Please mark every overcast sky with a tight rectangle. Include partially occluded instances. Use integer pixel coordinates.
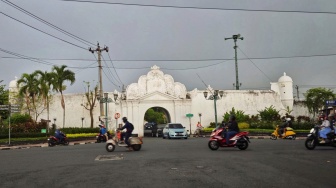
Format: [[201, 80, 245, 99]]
[[1, 0, 336, 99]]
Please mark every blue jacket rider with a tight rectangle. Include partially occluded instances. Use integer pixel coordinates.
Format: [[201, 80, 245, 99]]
[[119, 117, 134, 148], [55, 129, 65, 142]]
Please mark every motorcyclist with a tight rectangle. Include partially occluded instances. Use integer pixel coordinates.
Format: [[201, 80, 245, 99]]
[[55, 128, 65, 143], [278, 118, 291, 137], [118, 117, 134, 150], [319, 114, 333, 143], [223, 115, 240, 145], [99, 124, 108, 141]]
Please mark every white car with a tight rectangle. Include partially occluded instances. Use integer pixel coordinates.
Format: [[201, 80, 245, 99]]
[[162, 123, 188, 139]]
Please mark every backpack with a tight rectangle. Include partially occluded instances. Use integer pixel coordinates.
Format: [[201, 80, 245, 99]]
[[129, 123, 134, 131]]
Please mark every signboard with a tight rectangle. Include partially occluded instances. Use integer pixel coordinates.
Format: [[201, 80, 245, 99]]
[[41, 129, 47, 133], [326, 100, 336, 106], [186, 113, 193, 118], [114, 113, 120, 119]]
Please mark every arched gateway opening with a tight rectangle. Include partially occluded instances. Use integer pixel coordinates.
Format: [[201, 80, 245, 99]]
[[143, 107, 171, 137]]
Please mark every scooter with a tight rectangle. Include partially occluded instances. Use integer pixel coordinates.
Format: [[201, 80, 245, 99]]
[[105, 130, 143, 152], [305, 125, 336, 150], [48, 134, 69, 147], [208, 127, 250, 150], [96, 131, 112, 143], [270, 125, 296, 140]]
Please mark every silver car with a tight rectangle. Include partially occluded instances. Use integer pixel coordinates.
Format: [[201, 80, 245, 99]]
[[162, 123, 188, 139]]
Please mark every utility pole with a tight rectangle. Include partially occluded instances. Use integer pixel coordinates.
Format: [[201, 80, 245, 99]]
[[225, 34, 244, 90], [89, 42, 108, 116]]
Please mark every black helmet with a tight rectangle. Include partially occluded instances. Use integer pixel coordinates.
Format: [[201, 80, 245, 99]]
[[122, 117, 127, 122], [229, 115, 236, 121]]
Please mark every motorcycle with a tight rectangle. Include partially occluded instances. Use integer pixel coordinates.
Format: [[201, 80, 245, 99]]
[[48, 134, 69, 147], [270, 125, 296, 140], [305, 125, 336, 150], [96, 131, 112, 143], [208, 127, 250, 150], [105, 130, 143, 152]]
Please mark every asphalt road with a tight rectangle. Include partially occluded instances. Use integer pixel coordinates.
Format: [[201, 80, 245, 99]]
[[0, 137, 335, 188]]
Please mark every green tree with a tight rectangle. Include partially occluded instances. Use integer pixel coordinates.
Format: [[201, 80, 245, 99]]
[[144, 108, 165, 124], [0, 80, 9, 121], [35, 70, 54, 131], [50, 65, 76, 128], [304, 87, 335, 118], [81, 82, 98, 128], [17, 72, 40, 119]]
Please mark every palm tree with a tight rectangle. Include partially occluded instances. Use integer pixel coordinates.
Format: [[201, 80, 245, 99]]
[[17, 72, 40, 119], [50, 65, 75, 128], [35, 70, 53, 131]]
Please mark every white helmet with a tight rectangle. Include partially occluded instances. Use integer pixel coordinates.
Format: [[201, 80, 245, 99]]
[[286, 118, 291, 122]]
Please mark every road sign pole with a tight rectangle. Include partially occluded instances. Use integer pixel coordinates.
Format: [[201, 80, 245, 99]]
[[8, 105, 11, 146], [189, 117, 191, 136]]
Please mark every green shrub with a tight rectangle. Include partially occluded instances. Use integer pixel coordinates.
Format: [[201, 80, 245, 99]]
[[238, 122, 250, 129], [60, 127, 100, 134], [249, 121, 279, 129], [0, 133, 47, 139], [10, 114, 32, 124], [258, 105, 281, 122], [291, 122, 314, 130], [223, 107, 249, 122]]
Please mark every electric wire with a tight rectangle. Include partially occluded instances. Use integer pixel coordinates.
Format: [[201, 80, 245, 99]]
[[0, 12, 88, 50], [107, 52, 123, 85], [1, 0, 95, 47], [92, 54, 120, 88], [238, 47, 273, 82], [3, 52, 336, 62], [101, 54, 123, 85], [56, 0, 336, 15]]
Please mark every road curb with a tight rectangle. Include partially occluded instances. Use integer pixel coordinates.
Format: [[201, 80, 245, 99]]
[[0, 140, 97, 150]]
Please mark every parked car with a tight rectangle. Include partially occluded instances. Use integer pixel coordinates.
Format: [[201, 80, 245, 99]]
[[162, 123, 188, 139], [144, 122, 157, 137], [156, 124, 166, 137]]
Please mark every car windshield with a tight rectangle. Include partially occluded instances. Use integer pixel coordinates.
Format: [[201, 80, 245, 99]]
[[157, 124, 166, 129], [168, 124, 183, 129]]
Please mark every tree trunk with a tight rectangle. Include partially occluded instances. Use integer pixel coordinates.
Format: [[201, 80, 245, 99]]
[[61, 92, 65, 128], [90, 108, 94, 128]]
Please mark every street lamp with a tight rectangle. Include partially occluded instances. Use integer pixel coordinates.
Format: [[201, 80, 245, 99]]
[[198, 113, 202, 125], [204, 90, 224, 127], [101, 93, 113, 130], [81, 117, 85, 128]]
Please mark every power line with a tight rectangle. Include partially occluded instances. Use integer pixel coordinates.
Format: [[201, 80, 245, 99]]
[[107, 52, 123, 85], [3, 52, 336, 62], [101, 54, 122, 86], [56, 0, 336, 15], [238, 47, 273, 82], [1, 0, 95, 47], [0, 12, 88, 50]]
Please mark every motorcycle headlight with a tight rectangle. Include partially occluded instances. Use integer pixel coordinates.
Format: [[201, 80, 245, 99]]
[[309, 128, 315, 134]]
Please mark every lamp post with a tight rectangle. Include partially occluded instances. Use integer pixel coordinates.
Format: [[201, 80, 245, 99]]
[[81, 117, 84, 128], [101, 93, 113, 130], [203, 90, 224, 127], [198, 113, 202, 125]]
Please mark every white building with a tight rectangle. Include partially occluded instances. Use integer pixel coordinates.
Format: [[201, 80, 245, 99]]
[[9, 65, 309, 136]]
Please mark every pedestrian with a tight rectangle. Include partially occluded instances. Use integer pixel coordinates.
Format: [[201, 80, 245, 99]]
[[196, 121, 203, 137]]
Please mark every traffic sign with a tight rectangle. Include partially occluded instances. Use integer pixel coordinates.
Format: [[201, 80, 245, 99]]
[[114, 113, 120, 119], [186, 113, 193, 118], [326, 100, 336, 106]]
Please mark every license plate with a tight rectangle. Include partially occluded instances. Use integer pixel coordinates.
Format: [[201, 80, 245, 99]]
[[176, 133, 182, 136]]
